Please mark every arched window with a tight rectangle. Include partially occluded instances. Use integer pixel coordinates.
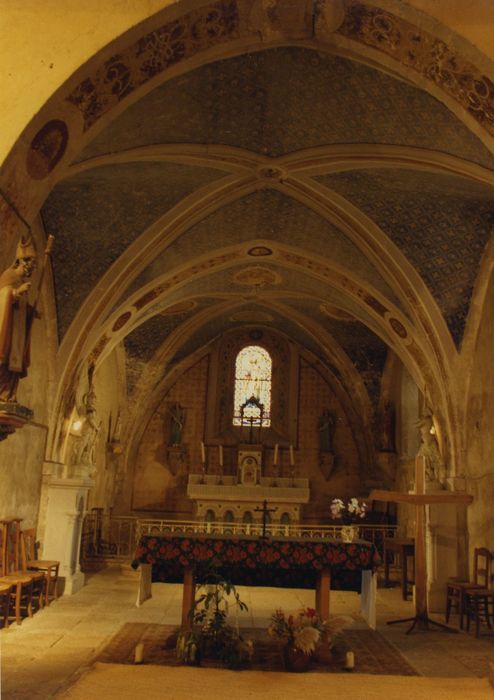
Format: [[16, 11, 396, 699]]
[[233, 345, 272, 427]]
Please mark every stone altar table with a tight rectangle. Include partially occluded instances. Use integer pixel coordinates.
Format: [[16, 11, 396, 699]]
[[131, 533, 380, 629]]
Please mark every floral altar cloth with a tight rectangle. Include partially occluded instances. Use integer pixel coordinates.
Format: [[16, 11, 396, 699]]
[[131, 534, 381, 592]]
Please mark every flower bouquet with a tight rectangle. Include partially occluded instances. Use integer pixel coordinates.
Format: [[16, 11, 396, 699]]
[[268, 607, 326, 670], [330, 497, 367, 542], [330, 497, 368, 523]]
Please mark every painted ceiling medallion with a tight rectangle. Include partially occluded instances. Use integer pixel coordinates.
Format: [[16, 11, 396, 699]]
[[248, 246, 273, 257], [112, 311, 132, 332], [320, 302, 355, 321], [233, 266, 282, 287], [160, 300, 197, 315], [256, 165, 286, 182], [26, 119, 68, 179], [230, 311, 274, 322], [389, 317, 408, 339]]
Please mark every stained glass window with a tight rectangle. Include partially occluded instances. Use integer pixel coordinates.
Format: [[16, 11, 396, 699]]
[[233, 345, 272, 426]]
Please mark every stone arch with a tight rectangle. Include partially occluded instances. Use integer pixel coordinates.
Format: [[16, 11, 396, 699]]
[[2, 0, 493, 477]]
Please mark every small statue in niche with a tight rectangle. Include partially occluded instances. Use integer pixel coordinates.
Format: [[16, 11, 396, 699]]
[[379, 401, 396, 452], [169, 402, 185, 446], [318, 409, 336, 453], [417, 413, 446, 487]]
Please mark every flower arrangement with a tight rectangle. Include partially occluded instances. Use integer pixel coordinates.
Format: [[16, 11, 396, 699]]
[[268, 607, 326, 654], [330, 497, 368, 524]]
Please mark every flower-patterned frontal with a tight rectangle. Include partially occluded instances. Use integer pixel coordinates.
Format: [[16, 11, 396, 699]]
[[132, 534, 381, 591]]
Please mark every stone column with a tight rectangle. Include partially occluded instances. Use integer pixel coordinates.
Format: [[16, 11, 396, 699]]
[[40, 476, 92, 595]]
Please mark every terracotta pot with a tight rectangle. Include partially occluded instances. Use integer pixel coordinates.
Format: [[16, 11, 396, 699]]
[[283, 643, 313, 672]]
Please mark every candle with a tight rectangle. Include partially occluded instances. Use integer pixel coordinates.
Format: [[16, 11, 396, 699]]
[[219, 444, 223, 467], [200, 441, 206, 463], [344, 651, 355, 670], [134, 642, 144, 664], [273, 443, 279, 466], [289, 444, 294, 466]]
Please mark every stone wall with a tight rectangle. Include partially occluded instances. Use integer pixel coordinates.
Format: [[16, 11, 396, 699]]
[[465, 271, 494, 552], [130, 349, 365, 522], [86, 347, 127, 512], [131, 354, 209, 516], [298, 359, 361, 522]]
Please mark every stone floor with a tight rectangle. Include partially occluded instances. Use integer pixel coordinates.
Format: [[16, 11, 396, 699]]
[[1, 566, 494, 699]]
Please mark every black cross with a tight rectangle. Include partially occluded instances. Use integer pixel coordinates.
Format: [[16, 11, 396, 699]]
[[254, 500, 278, 539]]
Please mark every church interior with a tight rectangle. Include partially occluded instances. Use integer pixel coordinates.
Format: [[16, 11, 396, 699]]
[[2, 1, 494, 697]]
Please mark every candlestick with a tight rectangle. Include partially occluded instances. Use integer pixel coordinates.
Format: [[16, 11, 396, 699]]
[[344, 651, 354, 670], [289, 444, 294, 466], [219, 444, 223, 467], [200, 441, 206, 463], [273, 443, 279, 466]]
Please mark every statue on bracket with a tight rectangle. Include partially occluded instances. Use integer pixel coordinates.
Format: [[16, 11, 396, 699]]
[[416, 413, 446, 488], [318, 409, 336, 452], [72, 366, 101, 468], [0, 232, 54, 439], [379, 402, 396, 452], [168, 402, 185, 446], [318, 409, 336, 480], [0, 235, 38, 403]]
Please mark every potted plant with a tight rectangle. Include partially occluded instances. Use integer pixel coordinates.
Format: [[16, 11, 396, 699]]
[[268, 607, 326, 672], [176, 573, 253, 670]]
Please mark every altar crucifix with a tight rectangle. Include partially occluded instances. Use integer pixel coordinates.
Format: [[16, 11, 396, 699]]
[[239, 395, 265, 444], [254, 500, 278, 539], [370, 455, 473, 633]]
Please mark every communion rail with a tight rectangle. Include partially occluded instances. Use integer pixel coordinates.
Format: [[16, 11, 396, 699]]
[[80, 513, 397, 568]]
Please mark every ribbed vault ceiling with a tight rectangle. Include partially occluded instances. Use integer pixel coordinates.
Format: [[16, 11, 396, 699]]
[[40, 44, 494, 419]]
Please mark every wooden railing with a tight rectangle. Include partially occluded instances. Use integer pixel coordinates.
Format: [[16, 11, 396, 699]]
[[80, 513, 397, 567]]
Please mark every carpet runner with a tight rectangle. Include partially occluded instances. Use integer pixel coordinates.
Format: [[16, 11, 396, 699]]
[[96, 623, 418, 675]]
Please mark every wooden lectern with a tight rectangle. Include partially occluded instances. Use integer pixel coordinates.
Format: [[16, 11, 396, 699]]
[[370, 455, 473, 633]]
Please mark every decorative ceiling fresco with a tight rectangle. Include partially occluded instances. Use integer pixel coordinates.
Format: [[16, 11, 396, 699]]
[[42, 162, 226, 337], [78, 48, 494, 168], [317, 169, 494, 346], [39, 37, 494, 430], [119, 189, 401, 312], [286, 297, 389, 408], [124, 299, 210, 394]]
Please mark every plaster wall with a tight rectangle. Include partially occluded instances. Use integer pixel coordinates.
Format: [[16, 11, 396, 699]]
[[404, 0, 494, 59], [1, 0, 494, 168], [0, 0, 171, 166]]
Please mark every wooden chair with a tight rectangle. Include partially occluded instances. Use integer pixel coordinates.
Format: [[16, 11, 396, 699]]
[[0, 573, 34, 625], [21, 529, 60, 605], [445, 547, 490, 629], [0, 518, 37, 624], [464, 550, 494, 637], [0, 582, 12, 629]]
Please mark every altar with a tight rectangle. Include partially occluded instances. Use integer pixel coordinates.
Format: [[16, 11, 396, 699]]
[[131, 532, 380, 629], [187, 441, 309, 524]]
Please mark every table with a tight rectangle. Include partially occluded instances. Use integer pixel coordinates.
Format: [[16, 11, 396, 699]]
[[132, 533, 381, 629], [383, 537, 415, 600]]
